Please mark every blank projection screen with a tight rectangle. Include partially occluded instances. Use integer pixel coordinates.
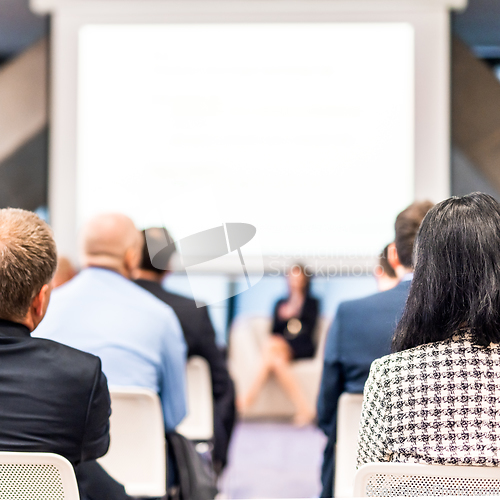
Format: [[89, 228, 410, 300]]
[[77, 23, 414, 261]]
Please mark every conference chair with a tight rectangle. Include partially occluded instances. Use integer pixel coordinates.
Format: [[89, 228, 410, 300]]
[[229, 316, 329, 418], [177, 356, 214, 442], [334, 392, 364, 497], [98, 387, 167, 498], [354, 462, 500, 497], [0, 451, 80, 500]]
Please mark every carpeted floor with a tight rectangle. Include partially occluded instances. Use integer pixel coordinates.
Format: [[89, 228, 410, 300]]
[[218, 421, 327, 499]]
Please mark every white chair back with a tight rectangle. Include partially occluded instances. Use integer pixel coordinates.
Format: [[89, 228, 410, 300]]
[[354, 462, 500, 496], [177, 356, 214, 441], [0, 451, 79, 499], [98, 387, 166, 498], [334, 392, 364, 497]]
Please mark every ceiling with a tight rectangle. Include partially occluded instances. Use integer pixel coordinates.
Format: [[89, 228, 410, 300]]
[[0, 0, 499, 60]]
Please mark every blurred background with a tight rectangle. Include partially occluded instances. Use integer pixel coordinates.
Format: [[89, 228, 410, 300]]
[[2, 0, 500, 497]]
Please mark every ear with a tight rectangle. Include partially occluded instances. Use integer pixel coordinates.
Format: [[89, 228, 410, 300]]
[[387, 242, 401, 270], [124, 246, 141, 276], [31, 283, 52, 326]]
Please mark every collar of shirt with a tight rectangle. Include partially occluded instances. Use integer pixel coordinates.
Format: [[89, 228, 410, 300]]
[[401, 273, 413, 282], [0, 319, 31, 338], [82, 266, 125, 280]]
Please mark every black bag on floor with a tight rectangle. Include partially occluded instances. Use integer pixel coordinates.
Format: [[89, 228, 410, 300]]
[[166, 432, 218, 500]]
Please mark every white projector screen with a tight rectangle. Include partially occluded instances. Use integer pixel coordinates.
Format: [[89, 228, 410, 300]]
[[77, 23, 414, 261]]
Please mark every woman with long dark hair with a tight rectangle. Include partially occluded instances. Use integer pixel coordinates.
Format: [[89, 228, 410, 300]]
[[238, 263, 319, 425], [357, 192, 500, 467]]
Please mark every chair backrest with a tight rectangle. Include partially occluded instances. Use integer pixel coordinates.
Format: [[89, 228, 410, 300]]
[[177, 356, 214, 441], [334, 392, 364, 497], [0, 451, 79, 500], [98, 387, 166, 498], [354, 462, 500, 497], [313, 317, 331, 360]]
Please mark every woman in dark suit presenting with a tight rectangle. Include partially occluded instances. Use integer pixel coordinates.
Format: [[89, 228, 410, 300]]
[[238, 264, 319, 425]]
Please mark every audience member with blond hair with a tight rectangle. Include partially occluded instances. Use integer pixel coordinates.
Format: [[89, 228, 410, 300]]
[[0, 208, 116, 500]]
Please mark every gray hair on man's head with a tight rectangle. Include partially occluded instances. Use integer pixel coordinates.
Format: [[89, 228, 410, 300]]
[[0, 208, 57, 321]]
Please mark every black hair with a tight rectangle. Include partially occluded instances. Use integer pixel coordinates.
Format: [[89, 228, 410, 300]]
[[289, 262, 312, 296], [392, 192, 500, 352], [139, 227, 176, 274]]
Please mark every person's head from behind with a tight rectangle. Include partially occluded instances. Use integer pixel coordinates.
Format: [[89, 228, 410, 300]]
[[287, 263, 311, 296], [135, 227, 177, 283], [387, 200, 434, 277], [0, 208, 57, 330], [374, 244, 399, 292], [393, 192, 500, 352], [52, 256, 77, 288], [80, 213, 141, 279]]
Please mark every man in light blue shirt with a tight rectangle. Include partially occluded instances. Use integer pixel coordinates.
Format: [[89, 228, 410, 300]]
[[35, 213, 187, 432]]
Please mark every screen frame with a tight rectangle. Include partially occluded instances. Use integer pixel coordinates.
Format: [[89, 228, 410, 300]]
[[41, 0, 458, 271]]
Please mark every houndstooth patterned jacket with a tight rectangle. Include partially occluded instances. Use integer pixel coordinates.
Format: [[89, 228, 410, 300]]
[[357, 334, 500, 468]]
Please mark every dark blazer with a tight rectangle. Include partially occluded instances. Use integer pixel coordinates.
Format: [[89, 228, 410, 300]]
[[272, 296, 319, 359], [317, 280, 411, 497], [0, 319, 110, 466], [134, 279, 236, 469]]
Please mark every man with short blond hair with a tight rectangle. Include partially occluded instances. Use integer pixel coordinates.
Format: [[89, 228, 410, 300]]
[[0, 208, 57, 322], [0, 208, 112, 498]]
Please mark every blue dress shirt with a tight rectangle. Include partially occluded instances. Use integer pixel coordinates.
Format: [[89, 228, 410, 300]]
[[34, 267, 187, 432]]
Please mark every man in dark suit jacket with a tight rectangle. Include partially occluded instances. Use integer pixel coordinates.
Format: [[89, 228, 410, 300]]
[[134, 227, 236, 473], [317, 200, 433, 497], [0, 208, 124, 500]]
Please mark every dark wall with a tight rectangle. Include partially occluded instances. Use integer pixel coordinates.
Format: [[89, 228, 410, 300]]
[[0, 127, 48, 211], [0, 0, 48, 63], [450, 37, 500, 201], [451, 147, 500, 199]]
